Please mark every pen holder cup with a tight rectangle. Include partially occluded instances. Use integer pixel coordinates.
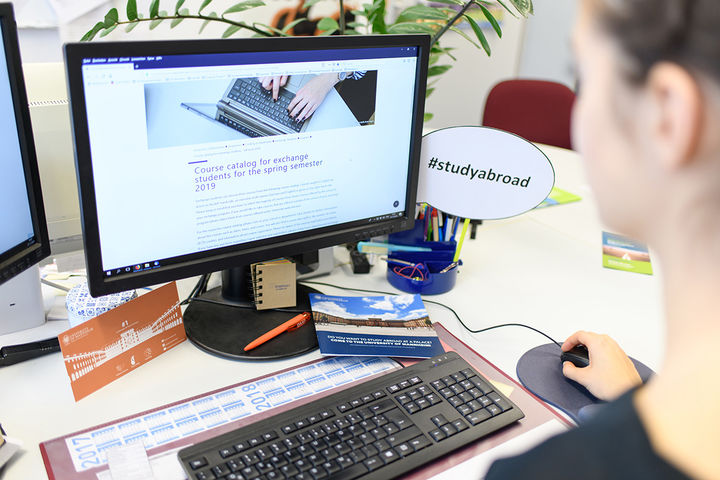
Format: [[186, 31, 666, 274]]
[[386, 220, 460, 295]]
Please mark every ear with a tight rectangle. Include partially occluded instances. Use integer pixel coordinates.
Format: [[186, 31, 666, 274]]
[[645, 63, 703, 170]]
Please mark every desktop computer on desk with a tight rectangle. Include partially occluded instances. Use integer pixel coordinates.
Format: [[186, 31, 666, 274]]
[[64, 33, 524, 479], [0, 3, 51, 337], [64, 34, 428, 361]]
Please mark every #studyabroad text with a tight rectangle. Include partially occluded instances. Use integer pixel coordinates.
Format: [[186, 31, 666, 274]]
[[427, 157, 531, 187]]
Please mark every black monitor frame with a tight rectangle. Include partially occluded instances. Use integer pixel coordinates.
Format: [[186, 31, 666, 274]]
[[65, 34, 429, 299], [0, 2, 50, 286]]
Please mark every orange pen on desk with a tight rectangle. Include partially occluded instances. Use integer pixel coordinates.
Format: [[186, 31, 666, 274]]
[[243, 312, 312, 351]]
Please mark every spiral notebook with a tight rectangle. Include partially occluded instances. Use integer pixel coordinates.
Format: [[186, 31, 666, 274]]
[[251, 258, 296, 310]]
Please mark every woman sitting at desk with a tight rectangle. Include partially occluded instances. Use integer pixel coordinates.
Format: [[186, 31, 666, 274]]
[[488, 0, 720, 478]]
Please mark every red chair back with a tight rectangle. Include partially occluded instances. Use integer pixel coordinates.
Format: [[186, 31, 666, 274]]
[[482, 79, 576, 150]]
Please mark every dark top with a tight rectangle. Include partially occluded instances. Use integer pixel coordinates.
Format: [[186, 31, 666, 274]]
[[485, 389, 691, 480]]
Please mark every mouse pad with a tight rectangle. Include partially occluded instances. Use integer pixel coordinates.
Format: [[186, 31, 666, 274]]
[[516, 343, 654, 424]]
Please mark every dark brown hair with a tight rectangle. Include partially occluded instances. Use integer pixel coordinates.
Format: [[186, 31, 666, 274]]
[[593, 0, 720, 82]]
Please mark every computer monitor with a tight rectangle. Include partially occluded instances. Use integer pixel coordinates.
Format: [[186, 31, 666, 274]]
[[0, 3, 51, 335], [64, 34, 428, 360]]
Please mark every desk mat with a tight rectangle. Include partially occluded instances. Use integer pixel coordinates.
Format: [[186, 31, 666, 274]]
[[40, 324, 572, 480]]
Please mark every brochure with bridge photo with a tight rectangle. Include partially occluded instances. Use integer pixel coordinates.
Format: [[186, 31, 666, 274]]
[[308, 293, 444, 358]]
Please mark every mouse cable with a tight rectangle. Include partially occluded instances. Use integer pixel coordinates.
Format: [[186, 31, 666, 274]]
[[300, 280, 562, 348]]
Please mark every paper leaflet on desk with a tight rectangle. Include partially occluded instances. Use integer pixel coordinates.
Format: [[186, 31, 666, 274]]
[[58, 282, 185, 402], [602, 231, 653, 275], [309, 293, 444, 358]]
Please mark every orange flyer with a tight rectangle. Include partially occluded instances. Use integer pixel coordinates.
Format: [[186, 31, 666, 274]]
[[58, 282, 185, 401]]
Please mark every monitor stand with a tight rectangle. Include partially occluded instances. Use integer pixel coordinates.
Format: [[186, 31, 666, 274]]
[[183, 265, 320, 360], [0, 265, 46, 336]]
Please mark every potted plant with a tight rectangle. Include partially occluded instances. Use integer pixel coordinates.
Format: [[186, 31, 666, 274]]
[[84, 0, 533, 120]]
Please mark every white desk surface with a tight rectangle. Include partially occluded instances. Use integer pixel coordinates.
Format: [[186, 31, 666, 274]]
[[0, 144, 665, 479]]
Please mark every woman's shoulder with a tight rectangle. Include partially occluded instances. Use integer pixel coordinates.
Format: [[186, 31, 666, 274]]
[[485, 390, 691, 480]]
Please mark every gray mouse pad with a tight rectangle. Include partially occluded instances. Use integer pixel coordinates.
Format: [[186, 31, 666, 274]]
[[516, 343, 654, 423]]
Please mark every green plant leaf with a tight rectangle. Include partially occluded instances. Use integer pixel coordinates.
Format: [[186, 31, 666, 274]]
[[425, 87, 435, 97], [508, 0, 533, 15], [281, 17, 306, 33], [317, 17, 339, 31], [319, 28, 337, 36], [428, 65, 452, 77], [103, 8, 119, 28], [171, 12, 187, 28], [368, 0, 387, 34], [495, 0, 519, 18], [253, 22, 285, 35], [149, 0, 160, 18], [396, 5, 449, 23], [302, 0, 324, 8], [427, 0, 463, 4], [198, 0, 212, 14], [424, 112, 434, 122], [199, 11, 218, 33], [223, 0, 265, 15], [81, 21, 105, 41], [450, 26, 481, 49], [387, 22, 438, 34], [345, 28, 359, 34], [175, 0, 185, 13], [464, 14, 491, 55], [478, 3, 502, 37], [99, 24, 118, 37], [222, 24, 242, 37], [125, 21, 140, 32], [149, 16, 165, 30], [126, 0, 138, 20]]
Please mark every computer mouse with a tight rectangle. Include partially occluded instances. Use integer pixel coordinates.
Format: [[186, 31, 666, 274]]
[[561, 345, 590, 368]]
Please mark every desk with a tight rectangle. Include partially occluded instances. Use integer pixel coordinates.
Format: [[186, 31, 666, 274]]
[[0, 144, 665, 479]]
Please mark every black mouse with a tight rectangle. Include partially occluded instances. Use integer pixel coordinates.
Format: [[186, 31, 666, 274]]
[[561, 345, 590, 368]]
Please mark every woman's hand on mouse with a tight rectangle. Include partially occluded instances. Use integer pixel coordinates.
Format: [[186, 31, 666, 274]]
[[562, 331, 642, 401]]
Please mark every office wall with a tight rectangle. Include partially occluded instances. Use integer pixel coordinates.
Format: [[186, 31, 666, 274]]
[[517, 0, 577, 89]]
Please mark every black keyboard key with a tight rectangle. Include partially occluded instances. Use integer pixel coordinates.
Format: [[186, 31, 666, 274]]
[[431, 415, 448, 427], [452, 419, 469, 432], [409, 435, 432, 451], [195, 471, 212, 480], [308, 466, 328, 479], [379, 448, 400, 464], [466, 409, 492, 425], [189, 457, 208, 470], [487, 405, 502, 416], [323, 460, 341, 475], [212, 464, 230, 476], [429, 429, 446, 442], [364, 456, 382, 471]]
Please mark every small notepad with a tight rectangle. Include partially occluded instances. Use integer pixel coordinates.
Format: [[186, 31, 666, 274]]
[[252, 259, 296, 310]]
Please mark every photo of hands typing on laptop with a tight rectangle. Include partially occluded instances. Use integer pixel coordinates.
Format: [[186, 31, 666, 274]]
[[145, 70, 377, 149]]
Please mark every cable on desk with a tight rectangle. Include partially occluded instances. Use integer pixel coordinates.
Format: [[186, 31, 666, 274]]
[[181, 274, 211, 306], [300, 280, 562, 347]]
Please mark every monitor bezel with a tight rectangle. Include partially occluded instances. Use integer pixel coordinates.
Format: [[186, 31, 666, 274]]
[[0, 3, 50, 286], [65, 34, 429, 297]]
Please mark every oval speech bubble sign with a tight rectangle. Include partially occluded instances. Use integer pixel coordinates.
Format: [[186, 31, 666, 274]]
[[417, 126, 555, 220]]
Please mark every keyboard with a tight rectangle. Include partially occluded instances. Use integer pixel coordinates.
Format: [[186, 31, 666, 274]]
[[178, 351, 524, 480], [219, 78, 306, 136]]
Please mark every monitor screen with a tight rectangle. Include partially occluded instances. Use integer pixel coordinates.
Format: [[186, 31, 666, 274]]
[[0, 4, 49, 286], [66, 35, 428, 298]]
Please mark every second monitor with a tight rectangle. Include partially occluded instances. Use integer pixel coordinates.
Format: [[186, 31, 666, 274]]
[[64, 34, 429, 359]]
